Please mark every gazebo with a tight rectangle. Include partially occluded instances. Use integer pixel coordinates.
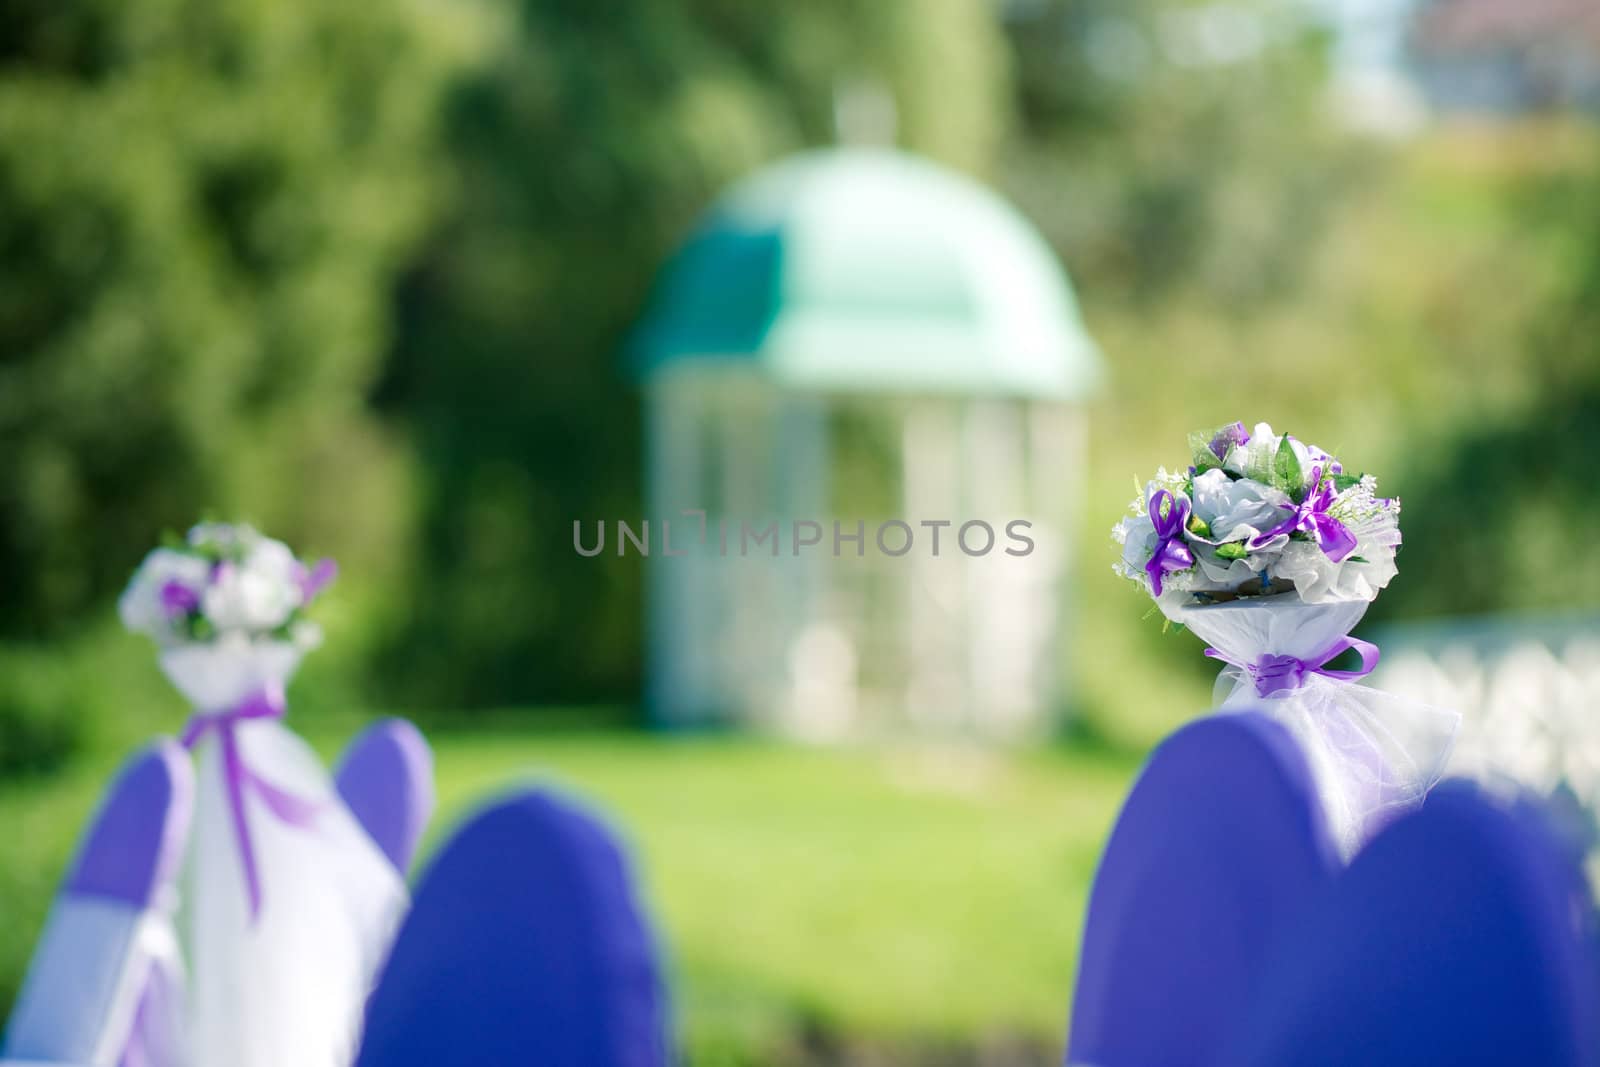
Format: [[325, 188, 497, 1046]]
[[631, 147, 1101, 741]]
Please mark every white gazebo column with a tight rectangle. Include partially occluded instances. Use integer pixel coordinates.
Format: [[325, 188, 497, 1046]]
[[774, 393, 840, 736], [646, 372, 714, 728], [714, 379, 762, 722], [902, 398, 967, 734], [964, 397, 1034, 738], [1027, 401, 1085, 728]]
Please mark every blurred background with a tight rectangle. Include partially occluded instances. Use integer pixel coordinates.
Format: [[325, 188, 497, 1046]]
[[2, 0, 1599, 1063]]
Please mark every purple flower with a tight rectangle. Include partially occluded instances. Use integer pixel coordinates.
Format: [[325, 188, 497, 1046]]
[[1208, 422, 1251, 461], [159, 579, 201, 619]]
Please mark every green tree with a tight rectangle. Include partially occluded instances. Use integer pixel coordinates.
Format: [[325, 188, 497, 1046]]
[[0, 0, 462, 640], [1374, 150, 1600, 619], [1000, 0, 1353, 305]]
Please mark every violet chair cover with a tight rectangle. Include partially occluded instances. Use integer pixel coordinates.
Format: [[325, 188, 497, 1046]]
[[3, 742, 193, 1067], [1067, 712, 1337, 1067], [355, 788, 671, 1067], [334, 719, 434, 875], [1227, 780, 1600, 1067]]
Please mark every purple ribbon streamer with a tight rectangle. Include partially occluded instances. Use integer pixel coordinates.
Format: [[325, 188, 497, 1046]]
[[1205, 636, 1381, 699], [1248, 466, 1358, 562], [180, 686, 319, 922], [1145, 490, 1195, 597]]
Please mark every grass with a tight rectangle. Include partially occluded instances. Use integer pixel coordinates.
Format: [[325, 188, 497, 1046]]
[[0, 724, 1142, 1065]]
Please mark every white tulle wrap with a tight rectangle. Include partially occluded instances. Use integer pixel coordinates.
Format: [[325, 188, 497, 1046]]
[[1163, 594, 1460, 858], [160, 642, 407, 1067]]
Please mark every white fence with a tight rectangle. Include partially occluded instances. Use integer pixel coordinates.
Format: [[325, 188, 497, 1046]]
[[1370, 613, 1600, 811]]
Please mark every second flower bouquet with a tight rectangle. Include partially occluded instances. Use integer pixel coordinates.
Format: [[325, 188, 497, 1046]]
[[1113, 422, 1458, 856]]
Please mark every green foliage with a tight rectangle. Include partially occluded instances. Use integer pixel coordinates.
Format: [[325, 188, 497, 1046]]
[[1372, 140, 1600, 620], [1273, 434, 1304, 497], [1001, 0, 1358, 306], [0, 623, 178, 777], [1331, 471, 1363, 493], [0, 0, 460, 642]]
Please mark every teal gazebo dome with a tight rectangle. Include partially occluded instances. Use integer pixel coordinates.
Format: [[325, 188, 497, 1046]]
[[633, 147, 1101, 741], [634, 148, 1101, 397]]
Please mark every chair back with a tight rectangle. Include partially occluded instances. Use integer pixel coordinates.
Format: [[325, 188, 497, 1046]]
[[1067, 712, 1337, 1067], [3, 742, 193, 1066], [1228, 780, 1600, 1067], [356, 788, 671, 1067], [335, 718, 435, 874]]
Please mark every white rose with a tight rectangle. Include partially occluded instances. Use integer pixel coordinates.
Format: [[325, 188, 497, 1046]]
[[1178, 469, 1286, 589], [119, 549, 213, 640], [202, 538, 302, 632], [1190, 469, 1292, 547], [243, 536, 301, 587]]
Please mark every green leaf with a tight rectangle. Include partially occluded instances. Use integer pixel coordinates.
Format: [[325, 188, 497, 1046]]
[[1275, 436, 1304, 497], [1188, 430, 1221, 472], [1215, 542, 1249, 560], [1331, 471, 1363, 493], [1347, 555, 1369, 564]]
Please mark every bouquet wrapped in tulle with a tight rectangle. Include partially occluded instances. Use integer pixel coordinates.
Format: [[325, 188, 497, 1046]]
[[121, 523, 406, 1067], [1112, 423, 1459, 856]]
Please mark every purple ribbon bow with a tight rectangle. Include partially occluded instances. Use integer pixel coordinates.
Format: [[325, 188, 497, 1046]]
[[1248, 466, 1358, 562], [1205, 636, 1380, 699], [1145, 490, 1195, 597], [181, 685, 319, 922]]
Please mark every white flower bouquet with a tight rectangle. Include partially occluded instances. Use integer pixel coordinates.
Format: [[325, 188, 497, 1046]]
[[120, 522, 333, 679], [1113, 421, 1400, 606], [120, 523, 404, 1067], [1113, 423, 1458, 856]]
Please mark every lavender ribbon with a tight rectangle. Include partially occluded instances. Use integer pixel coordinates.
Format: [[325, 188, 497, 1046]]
[[180, 685, 319, 922], [1145, 490, 1195, 597], [1248, 466, 1358, 562], [1205, 636, 1381, 699]]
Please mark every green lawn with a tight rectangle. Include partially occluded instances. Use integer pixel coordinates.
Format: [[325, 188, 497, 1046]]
[[1, 727, 1141, 1065]]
